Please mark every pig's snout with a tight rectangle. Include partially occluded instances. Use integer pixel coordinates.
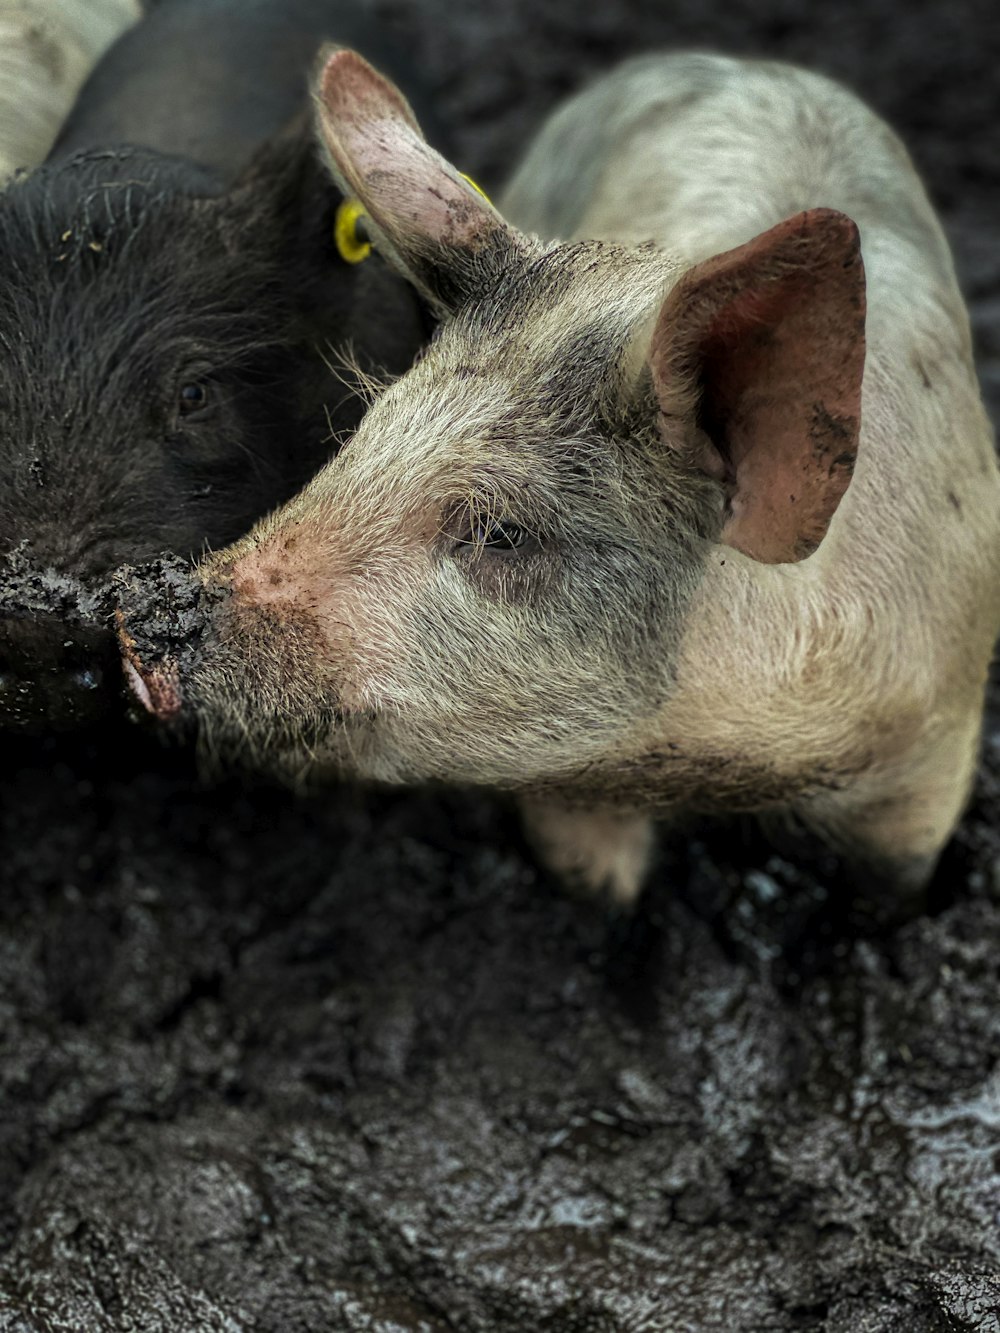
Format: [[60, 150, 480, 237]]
[[117, 615, 184, 724], [0, 613, 117, 731], [113, 554, 223, 728]]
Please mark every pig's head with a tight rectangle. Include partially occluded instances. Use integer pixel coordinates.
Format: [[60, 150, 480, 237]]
[[0, 112, 429, 730], [123, 51, 865, 792]]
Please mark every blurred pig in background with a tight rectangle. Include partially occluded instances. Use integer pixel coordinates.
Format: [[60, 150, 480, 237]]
[[0, 0, 140, 182], [0, 0, 437, 731]]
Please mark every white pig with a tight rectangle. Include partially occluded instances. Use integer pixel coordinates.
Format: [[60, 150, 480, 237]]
[[124, 49, 1000, 908]]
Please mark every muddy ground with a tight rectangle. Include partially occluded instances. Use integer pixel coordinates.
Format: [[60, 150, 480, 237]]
[[2, 0, 1000, 1329]]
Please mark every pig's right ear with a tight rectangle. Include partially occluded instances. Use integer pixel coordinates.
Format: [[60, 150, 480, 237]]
[[649, 209, 866, 564], [314, 47, 528, 313]]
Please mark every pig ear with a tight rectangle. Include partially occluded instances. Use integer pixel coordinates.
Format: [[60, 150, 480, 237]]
[[314, 47, 524, 312], [650, 209, 866, 563]]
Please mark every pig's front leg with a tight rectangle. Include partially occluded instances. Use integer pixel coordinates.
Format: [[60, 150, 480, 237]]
[[519, 798, 656, 908], [795, 704, 984, 917]]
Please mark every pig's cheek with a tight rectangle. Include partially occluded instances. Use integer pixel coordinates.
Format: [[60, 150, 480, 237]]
[[314, 572, 425, 717]]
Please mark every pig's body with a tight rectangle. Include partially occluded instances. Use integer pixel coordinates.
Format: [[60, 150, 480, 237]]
[[129, 53, 1000, 906], [0, 1, 433, 730], [499, 55, 1000, 896]]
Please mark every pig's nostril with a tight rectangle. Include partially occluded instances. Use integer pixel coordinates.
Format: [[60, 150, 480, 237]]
[[123, 657, 154, 713]]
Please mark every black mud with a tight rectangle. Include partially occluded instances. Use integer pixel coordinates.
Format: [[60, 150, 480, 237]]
[[114, 556, 212, 667], [0, 545, 106, 628], [115, 555, 222, 724], [2, 2, 1000, 1330]]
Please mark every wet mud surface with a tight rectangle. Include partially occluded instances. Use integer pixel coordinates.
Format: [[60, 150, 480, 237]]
[[2, 1, 1000, 1329]]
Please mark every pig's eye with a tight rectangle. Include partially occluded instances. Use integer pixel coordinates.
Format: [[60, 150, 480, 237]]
[[456, 517, 534, 552], [177, 381, 209, 416], [478, 519, 530, 549]]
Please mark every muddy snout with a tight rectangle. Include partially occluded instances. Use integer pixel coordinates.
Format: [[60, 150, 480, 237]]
[[118, 623, 184, 723], [114, 554, 222, 727]]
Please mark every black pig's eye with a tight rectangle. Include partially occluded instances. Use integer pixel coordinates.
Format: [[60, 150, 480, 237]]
[[178, 382, 208, 415]]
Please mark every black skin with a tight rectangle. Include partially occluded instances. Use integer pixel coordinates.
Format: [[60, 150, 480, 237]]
[[0, 0, 439, 731]]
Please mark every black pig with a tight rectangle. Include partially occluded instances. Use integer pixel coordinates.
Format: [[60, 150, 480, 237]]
[[0, 0, 436, 730]]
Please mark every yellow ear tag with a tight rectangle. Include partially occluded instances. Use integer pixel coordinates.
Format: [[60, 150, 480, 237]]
[[459, 173, 491, 204], [334, 198, 372, 264], [334, 176, 490, 263]]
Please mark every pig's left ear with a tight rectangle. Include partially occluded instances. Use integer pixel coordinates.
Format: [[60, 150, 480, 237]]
[[314, 47, 527, 313], [651, 209, 866, 563]]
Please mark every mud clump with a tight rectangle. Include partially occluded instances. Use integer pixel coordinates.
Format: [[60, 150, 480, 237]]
[[2, 0, 1000, 1329], [0, 543, 107, 626], [114, 555, 211, 663], [114, 554, 223, 722]]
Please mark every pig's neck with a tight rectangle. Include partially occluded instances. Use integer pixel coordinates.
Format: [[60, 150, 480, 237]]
[[610, 552, 889, 809]]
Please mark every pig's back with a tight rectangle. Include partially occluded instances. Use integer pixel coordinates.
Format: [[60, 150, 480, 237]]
[[502, 53, 965, 347], [504, 53, 996, 512], [0, 0, 141, 180]]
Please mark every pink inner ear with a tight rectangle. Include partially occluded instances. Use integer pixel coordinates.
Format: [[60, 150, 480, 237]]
[[653, 209, 866, 564], [319, 47, 421, 134], [316, 49, 504, 261]]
